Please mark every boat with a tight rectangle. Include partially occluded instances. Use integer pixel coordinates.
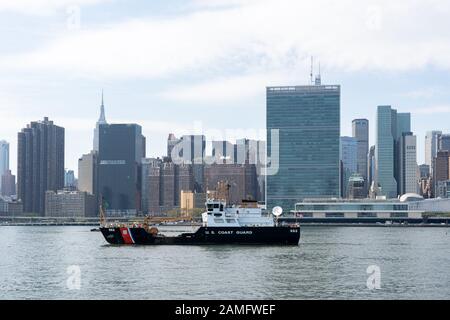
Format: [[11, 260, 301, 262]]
[[99, 199, 300, 246]]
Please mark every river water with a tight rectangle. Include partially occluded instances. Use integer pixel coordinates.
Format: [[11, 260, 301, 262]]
[[0, 226, 449, 300]]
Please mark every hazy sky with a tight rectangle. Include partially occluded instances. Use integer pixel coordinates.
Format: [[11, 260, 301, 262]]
[[1, 0, 450, 176]]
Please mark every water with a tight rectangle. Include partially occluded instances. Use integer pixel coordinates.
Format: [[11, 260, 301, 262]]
[[0, 226, 449, 300]]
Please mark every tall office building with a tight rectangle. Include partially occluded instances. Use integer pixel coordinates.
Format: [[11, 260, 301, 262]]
[[1, 170, 16, 197], [98, 124, 146, 216], [340, 137, 358, 198], [0, 140, 9, 192], [173, 135, 206, 192], [17, 117, 65, 215], [141, 158, 161, 214], [167, 133, 181, 161], [142, 158, 194, 214], [212, 140, 235, 163], [267, 84, 340, 210], [399, 132, 418, 195], [425, 131, 442, 170], [367, 145, 376, 191], [93, 91, 107, 152], [78, 151, 98, 196], [375, 106, 411, 199], [352, 119, 369, 184], [205, 163, 258, 205], [419, 164, 430, 179], [78, 151, 99, 214], [432, 151, 450, 197], [64, 169, 76, 189], [438, 134, 450, 152]]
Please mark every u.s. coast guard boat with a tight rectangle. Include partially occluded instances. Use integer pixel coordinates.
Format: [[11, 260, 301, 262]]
[[100, 199, 300, 246]]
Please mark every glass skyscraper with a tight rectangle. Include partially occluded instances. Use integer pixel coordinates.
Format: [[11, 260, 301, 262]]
[[266, 85, 341, 211], [376, 106, 411, 199], [98, 124, 146, 216]]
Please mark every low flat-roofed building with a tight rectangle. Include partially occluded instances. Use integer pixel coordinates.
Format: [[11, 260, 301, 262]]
[[45, 190, 97, 218], [292, 196, 432, 219], [0, 196, 23, 216]]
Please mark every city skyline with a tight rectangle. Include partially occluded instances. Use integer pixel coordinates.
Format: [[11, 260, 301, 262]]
[[2, 1, 450, 176]]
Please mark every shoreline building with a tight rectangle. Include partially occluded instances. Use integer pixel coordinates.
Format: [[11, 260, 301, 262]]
[[45, 190, 96, 217], [267, 81, 340, 211], [17, 117, 65, 215], [352, 119, 369, 192]]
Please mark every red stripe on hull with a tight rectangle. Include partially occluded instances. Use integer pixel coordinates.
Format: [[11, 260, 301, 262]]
[[119, 228, 134, 244]]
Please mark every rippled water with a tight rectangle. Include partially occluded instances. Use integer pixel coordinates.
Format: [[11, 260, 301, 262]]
[[0, 226, 449, 300]]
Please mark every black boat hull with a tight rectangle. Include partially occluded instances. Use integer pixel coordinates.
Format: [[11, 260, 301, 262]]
[[100, 226, 300, 245]]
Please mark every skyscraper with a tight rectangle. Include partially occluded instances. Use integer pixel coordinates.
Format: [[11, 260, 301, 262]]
[[340, 137, 358, 198], [167, 133, 181, 161], [78, 151, 98, 196], [266, 84, 340, 210], [1, 170, 16, 197], [367, 145, 376, 191], [438, 134, 450, 152], [352, 119, 369, 185], [432, 151, 450, 197], [17, 117, 65, 214], [93, 91, 107, 152], [0, 140, 9, 192], [98, 123, 146, 216], [64, 169, 76, 189], [375, 106, 411, 199], [399, 132, 418, 195], [212, 140, 235, 163], [173, 135, 206, 192], [425, 131, 442, 170]]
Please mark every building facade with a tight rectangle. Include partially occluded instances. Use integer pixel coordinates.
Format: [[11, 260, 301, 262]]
[[1, 170, 16, 197], [266, 85, 340, 211], [45, 190, 97, 217], [17, 117, 65, 215], [432, 151, 450, 197], [78, 151, 98, 196], [438, 134, 450, 152], [399, 132, 418, 195], [376, 106, 411, 199], [0, 196, 23, 216], [340, 137, 358, 198], [0, 140, 9, 193], [425, 131, 442, 171], [352, 119, 369, 186], [205, 163, 258, 205], [98, 124, 146, 216], [367, 145, 376, 191]]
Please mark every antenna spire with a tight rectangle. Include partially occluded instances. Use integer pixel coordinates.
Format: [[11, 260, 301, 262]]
[[98, 89, 107, 125], [310, 56, 314, 85]]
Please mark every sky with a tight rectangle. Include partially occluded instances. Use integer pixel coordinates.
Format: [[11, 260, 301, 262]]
[[1, 0, 450, 176]]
